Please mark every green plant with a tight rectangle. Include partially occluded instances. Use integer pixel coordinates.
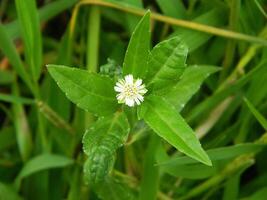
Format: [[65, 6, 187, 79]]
[[1, 0, 267, 200], [47, 12, 218, 186]]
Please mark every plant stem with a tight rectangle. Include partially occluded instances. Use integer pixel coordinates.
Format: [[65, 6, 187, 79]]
[[76, 0, 267, 45], [87, 5, 100, 73]]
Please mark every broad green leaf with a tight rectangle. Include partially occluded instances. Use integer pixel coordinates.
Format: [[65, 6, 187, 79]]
[[158, 143, 265, 166], [123, 11, 150, 79], [139, 95, 211, 166], [146, 37, 188, 91], [0, 24, 33, 91], [47, 65, 118, 116], [94, 177, 135, 200], [83, 111, 130, 183], [0, 182, 22, 200], [159, 65, 220, 111], [15, 0, 42, 81], [243, 98, 267, 131], [15, 154, 73, 186], [139, 135, 160, 200]]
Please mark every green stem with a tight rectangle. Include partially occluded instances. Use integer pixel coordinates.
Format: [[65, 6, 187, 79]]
[[85, 6, 101, 125], [76, 0, 267, 45], [87, 6, 100, 72], [220, 0, 240, 81]]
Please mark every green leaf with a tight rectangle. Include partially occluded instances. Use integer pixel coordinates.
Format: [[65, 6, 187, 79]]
[[83, 111, 130, 183], [173, 8, 226, 52], [15, 0, 42, 81], [123, 10, 150, 79], [0, 24, 33, 92], [155, 143, 216, 179], [0, 70, 14, 85], [0, 93, 34, 105], [6, 0, 77, 40], [243, 98, 267, 131], [156, 0, 187, 19], [0, 182, 22, 200], [146, 36, 188, 91], [139, 95, 211, 166], [159, 65, 220, 111], [47, 64, 118, 116], [187, 60, 267, 123], [139, 135, 160, 200], [15, 154, 73, 187], [94, 177, 135, 200], [12, 82, 33, 162], [0, 127, 16, 151], [245, 187, 267, 200], [158, 143, 265, 166]]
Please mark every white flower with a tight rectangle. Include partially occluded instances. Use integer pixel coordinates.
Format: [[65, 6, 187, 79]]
[[114, 74, 147, 107]]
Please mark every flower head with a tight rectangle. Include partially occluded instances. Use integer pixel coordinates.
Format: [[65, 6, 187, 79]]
[[114, 74, 147, 107]]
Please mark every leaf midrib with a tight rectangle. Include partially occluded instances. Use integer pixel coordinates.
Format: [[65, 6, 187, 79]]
[[54, 69, 115, 101], [148, 41, 185, 86], [146, 101, 206, 161]]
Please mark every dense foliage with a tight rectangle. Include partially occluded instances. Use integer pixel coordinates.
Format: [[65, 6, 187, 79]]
[[0, 0, 267, 200]]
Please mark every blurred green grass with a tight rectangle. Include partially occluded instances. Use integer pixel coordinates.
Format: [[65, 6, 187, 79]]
[[0, 0, 267, 199]]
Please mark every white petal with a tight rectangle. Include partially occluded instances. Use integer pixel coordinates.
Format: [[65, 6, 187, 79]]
[[125, 75, 133, 84], [125, 98, 135, 107], [116, 82, 124, 88], [117, 94, 125, 101], [114, 86, 123, 92], [134, 97, 141, 105], [137, 94, 144, 102], [138, 88, 147, 94], [135, 79, 142, 86]]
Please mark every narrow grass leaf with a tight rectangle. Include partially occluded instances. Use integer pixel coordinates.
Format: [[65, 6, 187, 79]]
[[0, 70, 14, 85], [158, 143, 265, 166], [15, 154, 73, 186], [47, 65, 118, 116], [139, 135, 160, 200], [187, 60, 267, 123], [6, 0, 77, 39], [156, 0, 187, 19], [0, 93, 34, 105], [0, 127, 16, 151], [123, 11, 150, 79], [0, 24, 33, 91], [173, 8, 226, 52], [12, 82, 33, 162], [15, 0, 42, 81], [139, 95, 211, 166], [243, 98, 267, 130]]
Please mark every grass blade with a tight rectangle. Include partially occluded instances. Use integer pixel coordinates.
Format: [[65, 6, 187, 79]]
[[243, 98, 267, 130], [15, 0, 42, 81]]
